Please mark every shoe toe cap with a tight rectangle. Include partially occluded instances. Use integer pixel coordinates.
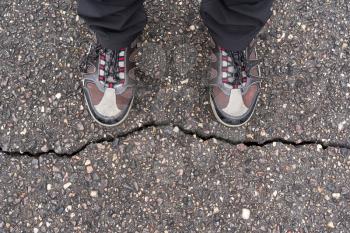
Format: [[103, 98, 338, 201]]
[[83, 82, 132, 126], [211, 88, 259, 127]]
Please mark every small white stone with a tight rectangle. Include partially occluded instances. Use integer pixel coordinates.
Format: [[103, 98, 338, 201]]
[[189, 25, 195, 31], [338, 121, 346, 131], [34, 228, 39, 233], [63, 182, 72, 189], [177, 169, 184, 176], [85, 160, 91, 166], [213, 207, 219, 214], [86, 166, 93, 174], [327, 221, 335, 228], [180, 79, 189, 84], [55, 93, 62, 99], [47, 184, 52, 191], [90, 190, 98, 197], [65, 205, 72, 212], [20, 128, 27, 135], [41, 145, 49, 152], [77, 122, 84, 131], [241, 208, 251, 220], [173, 127, 179, 133], [332, 193, 341, 199]]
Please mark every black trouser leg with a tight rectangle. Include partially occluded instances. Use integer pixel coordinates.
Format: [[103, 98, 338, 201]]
[[78, 0, 146, 50], [200, 0, 273, 51]]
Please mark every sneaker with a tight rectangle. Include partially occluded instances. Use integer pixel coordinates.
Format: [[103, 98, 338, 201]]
[[80, 42, 137, 127], [209, 41, 261, 127]]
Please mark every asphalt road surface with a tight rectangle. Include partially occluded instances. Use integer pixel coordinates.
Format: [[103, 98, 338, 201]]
[[0, 0, 349, 232]]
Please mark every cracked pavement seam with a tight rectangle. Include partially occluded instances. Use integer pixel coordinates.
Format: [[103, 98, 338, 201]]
[[0, 123, 348, 158]]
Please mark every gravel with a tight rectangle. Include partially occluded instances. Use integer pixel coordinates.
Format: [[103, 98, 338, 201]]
[[0, 126, 350, 232]]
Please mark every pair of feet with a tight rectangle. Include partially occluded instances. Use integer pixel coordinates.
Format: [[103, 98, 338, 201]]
[[80, 39, 261, 127]]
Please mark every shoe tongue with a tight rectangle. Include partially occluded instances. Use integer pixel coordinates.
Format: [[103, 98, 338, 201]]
[[104, 49, 114, 58], [106, 76, 116, 83], [228, 50, 244, 60]]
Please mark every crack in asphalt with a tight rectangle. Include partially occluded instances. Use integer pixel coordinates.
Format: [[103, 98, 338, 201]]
[[0, 121, 168, 158], [176, 125, 348, 150], [0, 122, 348, 158]]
